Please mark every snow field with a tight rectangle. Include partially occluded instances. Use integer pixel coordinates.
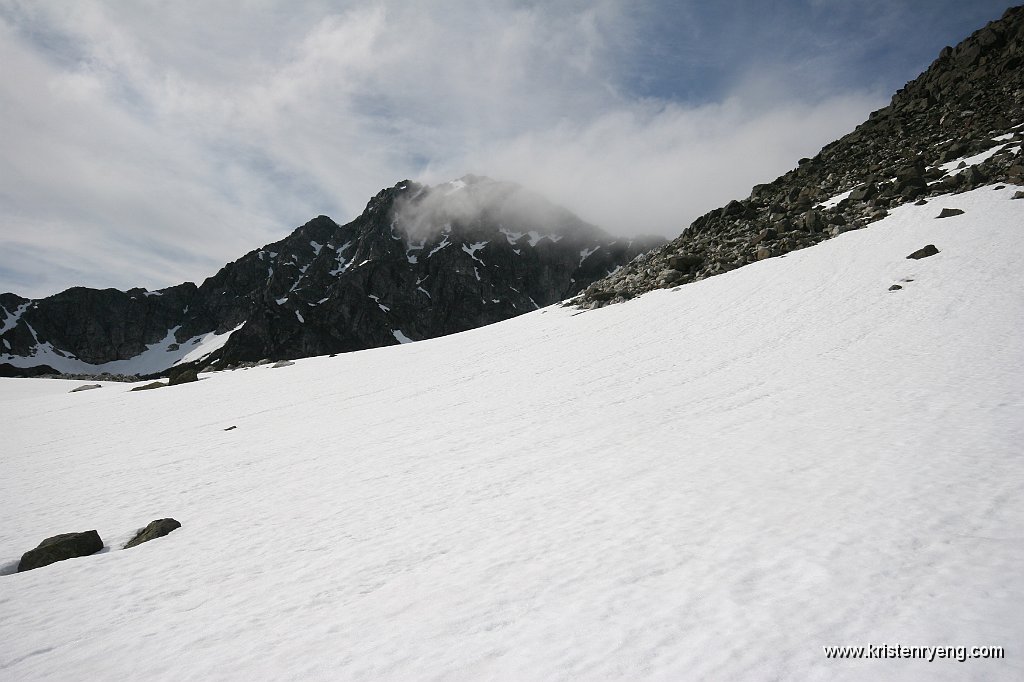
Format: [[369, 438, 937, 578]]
[[1, 186, 1022, 680]]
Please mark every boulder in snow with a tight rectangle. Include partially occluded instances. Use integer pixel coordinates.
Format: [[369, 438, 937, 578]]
[[18, 530, 103, 572], [936, 208, 965, 218], [907, 244, 940, 260], [124, 519, 181, 549], [130, 381, 167, 392], [168, 368, 199, 385]]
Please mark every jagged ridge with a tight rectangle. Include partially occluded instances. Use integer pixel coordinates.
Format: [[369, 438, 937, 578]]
[[577, 5, 1024, 307], [1, 176, 663, 376]]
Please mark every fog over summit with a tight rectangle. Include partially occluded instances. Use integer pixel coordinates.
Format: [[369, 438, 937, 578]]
[[392, 175, 607, 243]]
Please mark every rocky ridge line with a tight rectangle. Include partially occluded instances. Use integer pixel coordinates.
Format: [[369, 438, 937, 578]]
[[577, 5, 1024, 307], [1, 176, 663, 376]]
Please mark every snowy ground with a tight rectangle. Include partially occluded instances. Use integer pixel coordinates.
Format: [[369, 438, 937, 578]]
[[1, 186, 1022, 680]]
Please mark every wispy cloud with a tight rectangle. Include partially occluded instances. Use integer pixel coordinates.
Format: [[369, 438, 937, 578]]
[[0, 0, 1008, 297]]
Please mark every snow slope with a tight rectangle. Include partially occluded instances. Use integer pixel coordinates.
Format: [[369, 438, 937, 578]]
[[1, 187, 1022, 681]]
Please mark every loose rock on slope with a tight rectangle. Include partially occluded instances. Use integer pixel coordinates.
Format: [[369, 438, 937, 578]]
[[577, 6, 1024, 307], [907, 245, 941, 260], [18, 531, 103, 572], [124, 519, 181, 549]]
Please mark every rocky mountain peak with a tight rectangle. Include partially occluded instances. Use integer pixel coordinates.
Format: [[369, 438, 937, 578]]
[[1, 177, 664, 377]]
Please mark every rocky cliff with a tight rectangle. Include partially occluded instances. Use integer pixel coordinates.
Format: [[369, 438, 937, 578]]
[[577, 5, 1024, 307], [1, 177, 662, 376]]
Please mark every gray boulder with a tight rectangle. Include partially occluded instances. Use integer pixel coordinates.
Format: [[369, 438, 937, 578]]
[[936, 208, 965, 218], [124, 518, 181, 549], [18, 530, 103, 572], [168, 368, 199, 385], [907, 244, 940, 260], [69, 384, 102, 393], [722, 199, 746, 217], [802, 210, 823, 233], [667, 253, 703, 271], [849, 182, 877, 202]]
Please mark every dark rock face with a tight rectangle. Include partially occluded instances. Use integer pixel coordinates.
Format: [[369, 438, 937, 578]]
[[195, 178, 663, 367], [936, 208, 965, 218], [18, 530, 103, 572], [1, 178, 663, 374], [0, 285, 198, 366], [907, 245, 940, 260], [124, 519, 181, 549], [578, 6, 1024, 307], [0, 363, 59, 378]]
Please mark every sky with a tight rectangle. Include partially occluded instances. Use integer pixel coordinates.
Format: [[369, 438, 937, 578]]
[[0, 0, 1014, 298]]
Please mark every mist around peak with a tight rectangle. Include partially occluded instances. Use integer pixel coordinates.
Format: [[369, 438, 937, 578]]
[[391, 175, 604, 243]]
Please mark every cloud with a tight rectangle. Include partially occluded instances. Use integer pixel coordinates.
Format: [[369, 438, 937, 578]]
[[430, 89, 881, 238], [392, 176, 594, 243], [0, 0, 1003, 298]]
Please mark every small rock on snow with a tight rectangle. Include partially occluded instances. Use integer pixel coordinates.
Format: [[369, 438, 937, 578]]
[[907, 244, 940, 260], [124, 519, 181, 549]]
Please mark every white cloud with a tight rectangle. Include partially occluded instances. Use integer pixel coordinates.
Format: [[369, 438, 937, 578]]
[[450, 90, 881, 238], [0, 0, 889, 298]]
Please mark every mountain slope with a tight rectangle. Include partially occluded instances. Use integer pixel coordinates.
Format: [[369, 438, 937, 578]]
[[1, 186, 1021, 680], [0, 176, 661, 375], [579, 5, 1024, 306]]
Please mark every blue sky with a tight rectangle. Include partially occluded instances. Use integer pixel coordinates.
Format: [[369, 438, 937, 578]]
[[0, 0, 1013, 298]]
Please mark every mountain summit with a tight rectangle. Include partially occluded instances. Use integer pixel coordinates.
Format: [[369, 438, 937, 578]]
[[0, 176, 662, 377]]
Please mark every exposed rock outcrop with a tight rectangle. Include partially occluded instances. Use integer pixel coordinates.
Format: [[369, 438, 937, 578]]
[[0, 363, 59, 378], [168, 368, 199, 386], [129, 381, 167, 392], [577, 6, 1024, 307]]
